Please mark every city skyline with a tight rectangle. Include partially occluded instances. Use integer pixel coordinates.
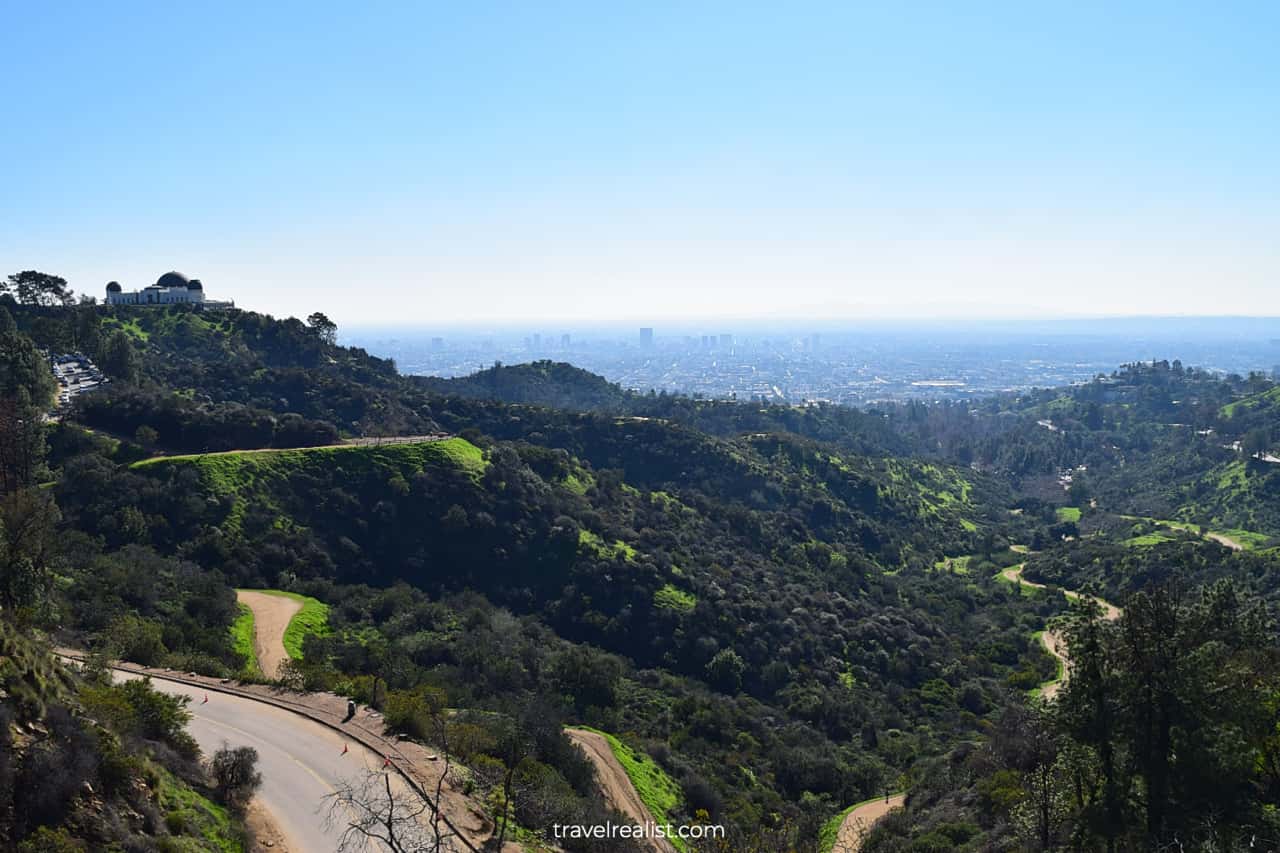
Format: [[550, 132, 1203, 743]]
[[345, 315, 1280, 408]]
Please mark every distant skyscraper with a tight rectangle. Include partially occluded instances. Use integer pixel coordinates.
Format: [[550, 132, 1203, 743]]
[[430, 336, 444, 350], [719, 333, 733, 349], [639, 327, 654, 347], [561, 333, 571, 349], [532, 333, 542, 349]]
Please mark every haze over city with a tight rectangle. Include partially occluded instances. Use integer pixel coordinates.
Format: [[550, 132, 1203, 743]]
[[4, 2, 1279, 325]]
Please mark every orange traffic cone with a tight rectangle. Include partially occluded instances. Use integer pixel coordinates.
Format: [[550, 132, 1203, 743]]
[[201, 694, 209, 704], [382, 754, 391, 768], [341, 743, 348, 755]]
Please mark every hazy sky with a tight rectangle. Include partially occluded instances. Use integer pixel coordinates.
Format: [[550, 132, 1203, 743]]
[[2, 2, 1277, 326]]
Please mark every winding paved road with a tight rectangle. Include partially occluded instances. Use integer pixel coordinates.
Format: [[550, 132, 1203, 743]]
[[113, 670, 412, 852]]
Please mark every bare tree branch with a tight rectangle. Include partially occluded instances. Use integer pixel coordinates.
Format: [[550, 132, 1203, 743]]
[[323, 769, 458, 853]]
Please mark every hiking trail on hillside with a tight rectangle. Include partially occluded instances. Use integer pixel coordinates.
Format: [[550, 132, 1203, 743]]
[[836, 793, 906, 851], [1001, 564, 1122, 699], [236, 590, 302, 680]]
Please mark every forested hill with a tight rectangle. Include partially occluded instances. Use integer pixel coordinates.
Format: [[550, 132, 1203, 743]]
[[415, 359, 635, 410], [31, 298, 913, 457], [5, 297, 1280, 851], [418, 359, 914, 457], [890, 360, 1280, 536], [6, 300, 1038, 849], [28, 303, 439, 446]]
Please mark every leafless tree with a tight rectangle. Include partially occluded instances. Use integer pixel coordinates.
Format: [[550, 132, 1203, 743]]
[[323, 708, 474, 853], [324, 769, 459, 853], [427, 711, 454, 850]]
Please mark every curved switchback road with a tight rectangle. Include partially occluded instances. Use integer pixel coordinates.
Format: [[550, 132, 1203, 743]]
[[108, 670, 424, 852], [60, 651, 505, 852], [1001, 564, 1122, 699]]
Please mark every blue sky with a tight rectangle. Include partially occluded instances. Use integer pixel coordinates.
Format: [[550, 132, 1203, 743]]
[[2, 2, 1276, 325]]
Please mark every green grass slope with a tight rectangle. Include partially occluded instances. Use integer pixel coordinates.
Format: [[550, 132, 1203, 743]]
[[1163, 459, 1280, 537], [0, 620, 77, 720], [133, 436, 486, 480], [229, 603, 260, 678], [132, 437, 486, 535]]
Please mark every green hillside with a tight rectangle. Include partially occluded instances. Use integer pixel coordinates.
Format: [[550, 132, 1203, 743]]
[[1164, 458, 1280, 535], [130, 438, 485, 537], [415, 359, 634, 410], [0, 624, 248, 851], [1220, 385, 1280, 419], [132, 437, 486, 485], [42, 321, 1044, 846], [9, 302, 1280, 850]]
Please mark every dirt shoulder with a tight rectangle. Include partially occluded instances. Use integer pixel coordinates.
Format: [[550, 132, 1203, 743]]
[[236, 590, 302, 680], [245, 800, 296, 852]]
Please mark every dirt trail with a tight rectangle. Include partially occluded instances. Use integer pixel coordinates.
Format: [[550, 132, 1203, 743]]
[[237, 590, 302, 680], [565, 728, 677, 853], [1205, 532, 1244, 550], [1002, 564, 1121, 699], [132, 434, 453, 464], [1117, 514, 1249, 552], [836, 794, 905, 852]]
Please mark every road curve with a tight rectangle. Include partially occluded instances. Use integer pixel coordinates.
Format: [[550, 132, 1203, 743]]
[[1001, 564, 1122, 699], [235, 591, 665, 850], [112, 670, 415, 853], [835, 794, 905, 852]]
